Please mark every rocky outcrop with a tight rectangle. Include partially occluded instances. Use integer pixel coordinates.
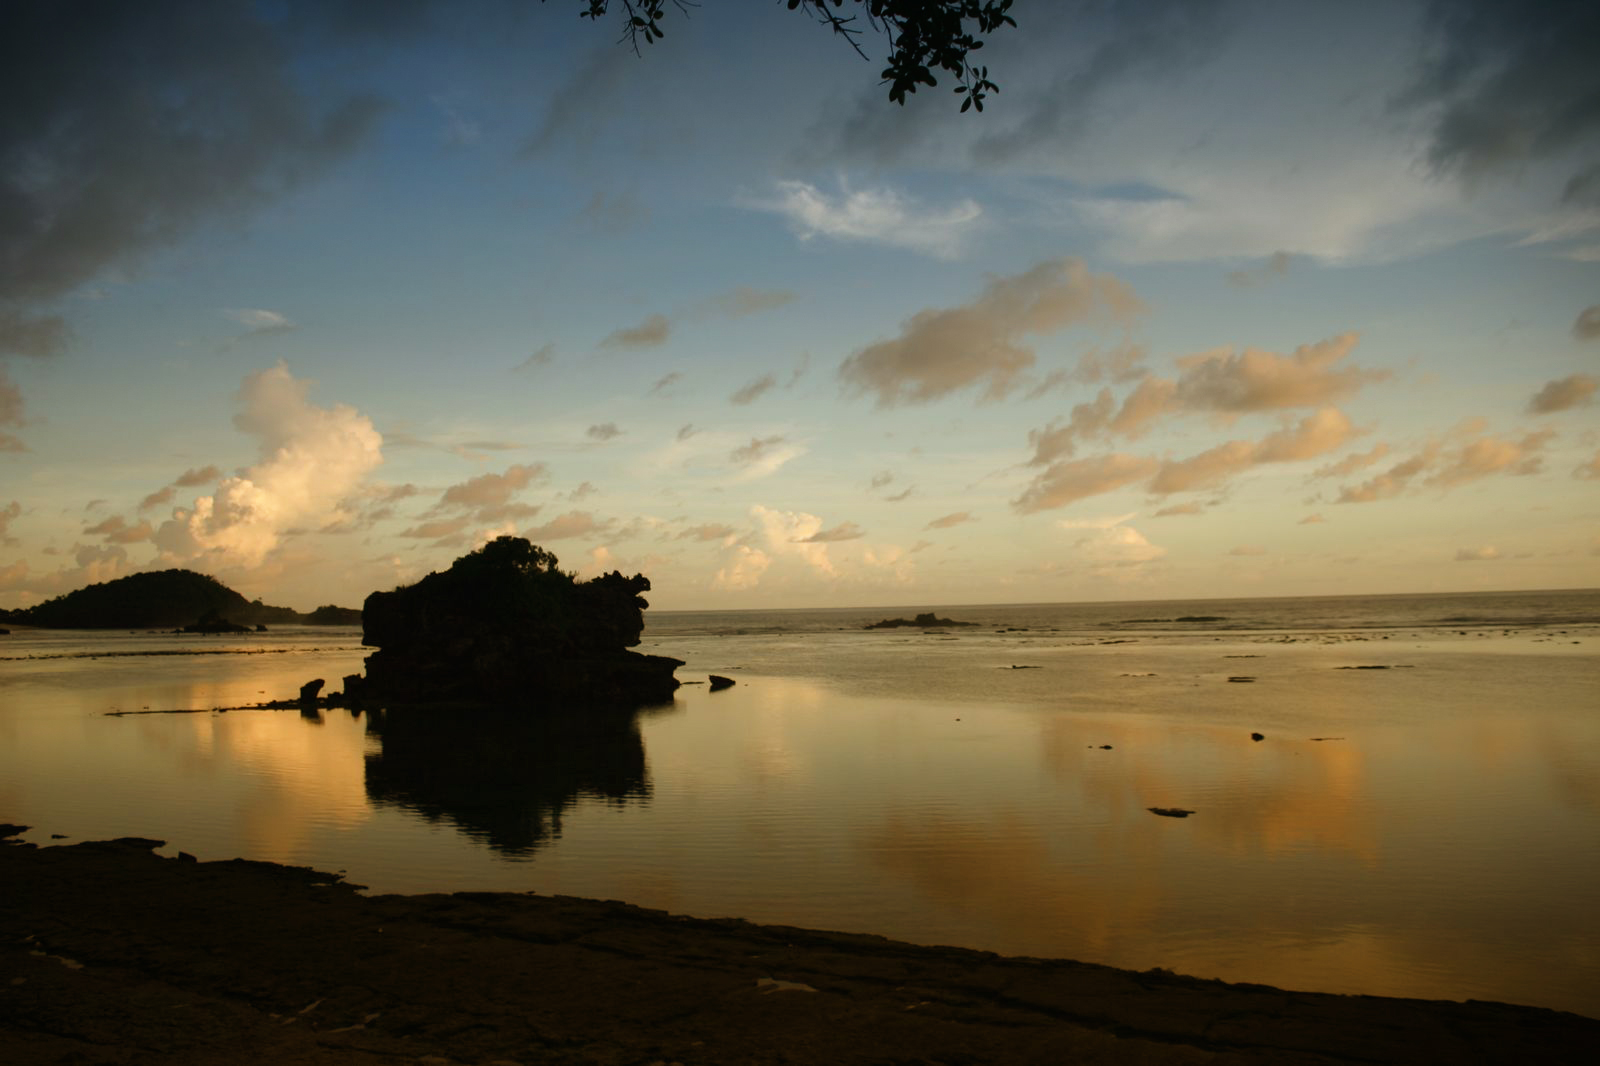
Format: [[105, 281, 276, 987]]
[[864, 612, 976, 629], [180, 610, 253, 634], [355, 536, 680, 710]]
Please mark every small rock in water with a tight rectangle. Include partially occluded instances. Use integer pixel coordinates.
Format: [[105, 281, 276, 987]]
[[708, 675, 735, 691], [1227, 676, 1256, 683], [1148, 807, 1196, 818], [1251, 732, 1264, 741]]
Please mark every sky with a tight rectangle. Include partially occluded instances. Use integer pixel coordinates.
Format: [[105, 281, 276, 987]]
[[2, 0, 1597, 613]]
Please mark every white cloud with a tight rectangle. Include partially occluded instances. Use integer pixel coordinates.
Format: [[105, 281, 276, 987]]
[[153, 363, 382, 569], [728, 435, 805, 482], [712, 544, 770, 590], [761, 179, 982, 258], [1071, 523, 1166, 568], [225, 308, 293, 334]]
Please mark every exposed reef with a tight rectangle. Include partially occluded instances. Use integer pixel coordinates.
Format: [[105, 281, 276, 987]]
[[351, 536, 680, 710], [864, 612, 976, 630], [6, 831, 1596, 1064]]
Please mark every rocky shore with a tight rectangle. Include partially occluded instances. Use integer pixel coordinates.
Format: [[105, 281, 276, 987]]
[[4, 831, 1596, 1065]]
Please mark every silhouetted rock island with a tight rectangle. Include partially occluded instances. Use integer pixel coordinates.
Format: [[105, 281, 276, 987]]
[[864, 612, 977, 629], [0, 569, 362, 630], [350, 536, 680, 710], [180, 610, 253, 634]]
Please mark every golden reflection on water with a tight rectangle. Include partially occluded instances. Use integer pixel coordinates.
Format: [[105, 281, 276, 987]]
[[4, 625, 1598, 1017], [180, 709, 372, 862]]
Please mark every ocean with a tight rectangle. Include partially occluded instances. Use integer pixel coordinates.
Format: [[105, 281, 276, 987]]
[[2, 588, 1597, 1017]]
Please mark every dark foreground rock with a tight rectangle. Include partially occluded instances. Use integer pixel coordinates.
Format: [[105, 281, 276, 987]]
[[355, 537, 680, 709], [864, 612, 976, 629], [2, 835, 1595, 1065]]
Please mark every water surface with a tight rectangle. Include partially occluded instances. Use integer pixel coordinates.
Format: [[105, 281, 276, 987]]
[[2, 589, 1596, 1017]]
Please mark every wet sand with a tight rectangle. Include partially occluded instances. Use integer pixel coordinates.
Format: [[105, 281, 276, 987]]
[[4, 831, 1596, 1065]]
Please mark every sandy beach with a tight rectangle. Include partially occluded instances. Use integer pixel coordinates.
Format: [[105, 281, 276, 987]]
[[4, 829, 1597, 1065]]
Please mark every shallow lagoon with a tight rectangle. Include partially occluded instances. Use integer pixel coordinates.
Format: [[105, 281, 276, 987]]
[[2, 590, 1597, 1017]]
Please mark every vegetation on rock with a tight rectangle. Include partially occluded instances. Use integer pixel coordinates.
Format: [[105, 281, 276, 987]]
[[0, 570, 360, 630]]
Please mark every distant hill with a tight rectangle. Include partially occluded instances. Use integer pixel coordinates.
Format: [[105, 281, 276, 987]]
[[1, 570, 360, 629]]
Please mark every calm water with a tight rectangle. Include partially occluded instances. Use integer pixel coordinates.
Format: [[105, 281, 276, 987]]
[[2, 589, 1597, 1017]]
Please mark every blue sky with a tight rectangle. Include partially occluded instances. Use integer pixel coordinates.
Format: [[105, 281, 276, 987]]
[[2, 0, 1597, 611]]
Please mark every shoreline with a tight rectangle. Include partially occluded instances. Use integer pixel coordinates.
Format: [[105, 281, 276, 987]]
[[4, 830, 1597, 1064]]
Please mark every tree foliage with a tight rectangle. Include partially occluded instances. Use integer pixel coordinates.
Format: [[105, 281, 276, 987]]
[[570, 0, 1016, 112]]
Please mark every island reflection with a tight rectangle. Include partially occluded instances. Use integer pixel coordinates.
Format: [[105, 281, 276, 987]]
[[363, 705, 668, 855]]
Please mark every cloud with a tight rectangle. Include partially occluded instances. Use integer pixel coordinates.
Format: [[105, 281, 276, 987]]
[[675, 522, 738, 542], [1022, 408, 1357, 511], [1454, 546, 1502, 562], [398, 516, 472, 542], [712, 544, 770, 590], [966, 0, 1227, 154], [869, 471, 895, 490], [760, 180, 981, 258], [1529, 374, 1598, 413], [1069, 524, 1166, 568], [523, 44, 630, 156], [1335, 446, 1439, 503], [0, 308, 68, 358], [0, 4, 384, 350], [1171, 333, 1382, 415], [225, 308, 293, 334], [1576, 306, 1600, 341], [514, 343, 555, 372], [1427, 429, 1553, 486], [1229, 545, 1267, 556], [713, 503, 849, 590], [751, 504, 836, 578], [1312, 442, 1391, 479], [840, 258, 1144, 407], [0, 500, 20, 543], [575, 187, 643, 235], [1027, 334, 1380, 472], [885, 486, 915, 502], [1299, 513, 1326, 525], [1013, 453, 1160, 514], [1336, 428, 1553, 502], [600, 313, 670, 349], [1153, 502, 1203, 517], [523, 510, 612, 542], [730, 375, 776, 405], [675, 423, 697, 441], [728, 435, 803, 480], [1226, 251, 1292, 288], [433, 463, 547, 520], [1397, 0, 1600, 194], [586, 422, 623, 442], [925, 511, 976, 530], [795, 522, 865, 543], [650, 372, 682, 395], [1575, 451, 1600, 479], [704, 287, 797, 318], [151, 363, 383, 569], [85, 515, 153, 544], [174, 465, 221, 487], [0, 367, 27, 450]]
